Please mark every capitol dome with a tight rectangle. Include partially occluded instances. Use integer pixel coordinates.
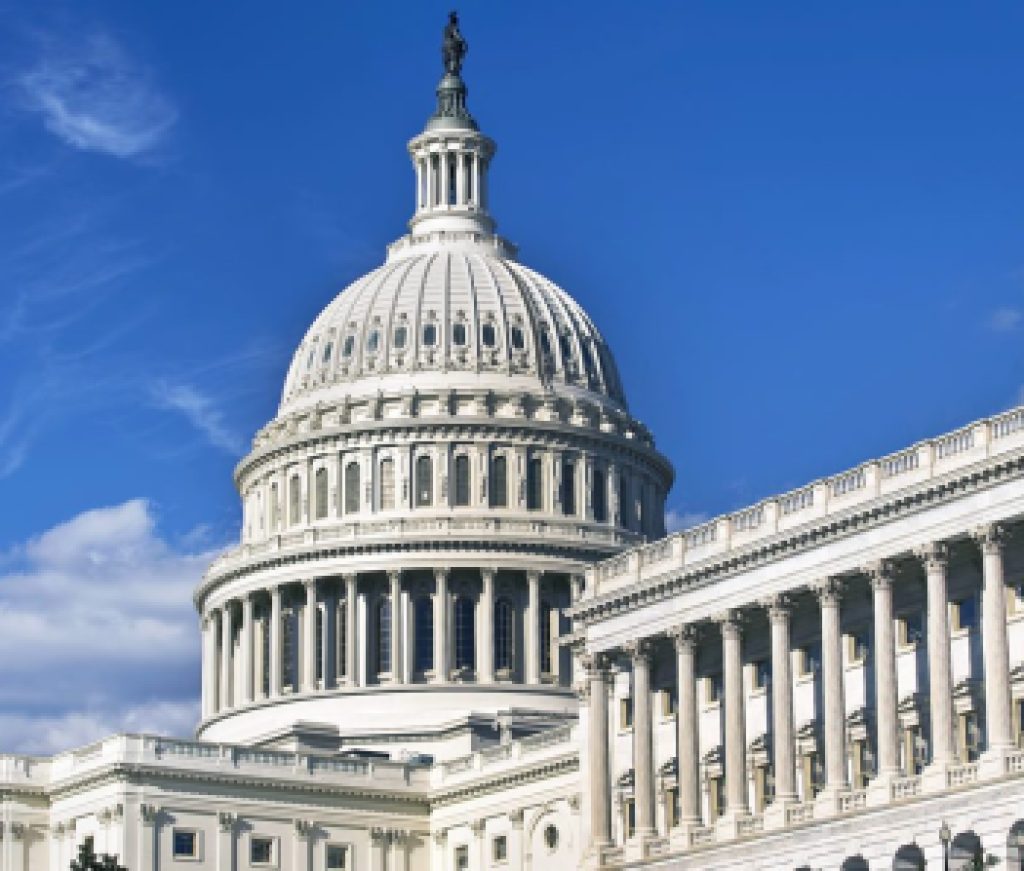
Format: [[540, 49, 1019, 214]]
[[195, 17, 673, 754]]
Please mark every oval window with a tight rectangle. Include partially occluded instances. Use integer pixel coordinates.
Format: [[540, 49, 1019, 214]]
[[510, 326, 525, 350], [367, 330, 380, 353], [481, 323, 496, 347], [423, 323, 437, 346], [452, 322, 467, 346], [394, 326, 407, 349], [543, 825, 558, 851], [342, 336, 354, 357]]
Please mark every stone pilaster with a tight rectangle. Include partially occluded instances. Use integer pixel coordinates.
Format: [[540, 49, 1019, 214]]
[[816, 578, 847, 812], [868, 562, 900, 791], [919, 542, 956, 775], [976, 525, 1014, 765]]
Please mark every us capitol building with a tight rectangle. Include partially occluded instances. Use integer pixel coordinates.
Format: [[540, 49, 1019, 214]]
[[2, 15, 1024, 871]]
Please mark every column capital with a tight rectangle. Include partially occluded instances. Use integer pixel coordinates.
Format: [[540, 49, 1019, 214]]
[[713, 609, 744, 639], [218, 812, 237, 833], [480, 566, 497, 582], [342, 572, 357, 585], [581, 651, 612, 678], [813, 577, 843, 605], [916, 541, 949, 569], [623, 638, 655, 663], [866, 559, 898, 590], [434, 567, 449, 583], [526, 568, 541, 584], [387, 569, 402, 584], [668, 624, 698, 652], [140, 804, 159, 825], [303, 578, 318, 591], [294, 819, 314, 839], [973, 522, 1008, 555], [762, 593, 794, 623]]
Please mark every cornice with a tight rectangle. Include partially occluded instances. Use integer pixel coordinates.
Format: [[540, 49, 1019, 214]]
[[574, 449, 1024, 626], [429, 752, 579, 808]]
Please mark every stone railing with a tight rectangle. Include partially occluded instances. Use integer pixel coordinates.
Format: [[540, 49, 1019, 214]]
[[590, 405, 1024, 595], [839, 789, 867, 813], [891, 774, 922, 800], [433, 725, 577, 787], [785, 804, 814, 825], [946, 761, 979, 788]]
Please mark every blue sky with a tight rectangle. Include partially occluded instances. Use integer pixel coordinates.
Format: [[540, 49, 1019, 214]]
[[0, 2, 1022, 753]]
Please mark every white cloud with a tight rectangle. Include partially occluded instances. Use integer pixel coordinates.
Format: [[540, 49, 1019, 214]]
[[149, 381, 245, 455], [0, 500, 221, 754], [988, 307, 1022, 333], [665, 509, 709, 533], [17, 32, 177, 159]]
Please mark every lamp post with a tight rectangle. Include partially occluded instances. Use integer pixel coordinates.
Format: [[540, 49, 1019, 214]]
[[939, 820, 951, 871]]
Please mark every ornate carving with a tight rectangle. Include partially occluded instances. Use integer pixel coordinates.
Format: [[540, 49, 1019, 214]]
[[139, 804, 159, 825], [668, 624, 697, 652], [763, 593, 793, 623], [973, 522, 1007, 556], [714, 610, 744, 639], [813, 577, 843, 605], [865, 559, 897, 590], [294, 819, 314, 838], [622, 638, 655, 663], [916, 541, 949, 570], [218, 812, 237, 833]]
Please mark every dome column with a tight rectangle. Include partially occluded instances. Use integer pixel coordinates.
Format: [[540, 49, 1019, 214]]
[[219, 602, 235, 710], [344, 574, 359, 686], [477, 568, 495, 683], [322, 584, 337, 690], [389, 571, 403, 684], [269, 585, 283, 697], [240, 593, 255, 704], [433, 569, 450, 682], [202, 614, 218, 717], [525, 570, 541, 684], [303, 580, 318, 692]]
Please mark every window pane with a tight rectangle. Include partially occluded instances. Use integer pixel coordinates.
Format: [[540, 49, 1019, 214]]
[[289, 475, 301, 524], [527, 457, 543, 510], [510, 326, 524, 350], [560, 459, 576, 516], [342, 336, 354, 356], [453, 323, 467, 346], [367, 330, 379, 353], [345, 462, 360, 513], [315, 608, 323, 682], [173, 831, 196, 858], [323, 342, 334, 362], [416, 456, 433, 506], [394, 326, 407, 349], [454, 455, 470, 506], [315, 468, 328, 519], [379, 459, 395, 510], [251, 838, 273, 865], [491, 455, 508, 507], [593, 468, 607, 522], [423, 324, 437, 346], [482, 323, 496, 347], [414, 597, 433, 673], [327, 845, 348, 870]]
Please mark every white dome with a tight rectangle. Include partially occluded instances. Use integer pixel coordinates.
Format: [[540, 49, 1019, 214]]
[[279, 239, 627, 418]]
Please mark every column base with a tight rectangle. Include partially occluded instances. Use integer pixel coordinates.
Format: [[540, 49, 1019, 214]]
[[581, 841, 619, 870], [668, 819, 704, 850], [866, 771, 900, 807], [762, 798, 796, 831], [921, 759, 952, 793], [623, 829, 658, 861], [979, 746, 1013, 779], [813, 787, 847, 819], [714, 810, 749, 841]]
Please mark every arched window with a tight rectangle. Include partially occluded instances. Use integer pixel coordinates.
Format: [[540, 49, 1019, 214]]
[[526, 457, 543, 511], [314, 468, 328, 520], [289, 475, 301, 525], [494, 598, 515, 673], [619, 473, 631, 529], [454, 596, 475, 670], [377, 596, 392, 675], [454, 455, 470, 506], [344, 461, 360, 514], [379, 458, 395, 510], [269, 482, 280, 529], [593, 468, 607, 522], [490, 455, 508, 507], [415, 456, 433, 507], [560, 459, 576, 516], [540, 600, 553, 674], [414, 597, 433, 674]]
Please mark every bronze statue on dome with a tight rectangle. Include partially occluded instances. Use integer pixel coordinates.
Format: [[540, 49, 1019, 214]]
[[442, 11, 467, 76]]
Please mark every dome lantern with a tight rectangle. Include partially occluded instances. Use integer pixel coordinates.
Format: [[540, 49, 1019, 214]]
[[407, 13, 497, 239]]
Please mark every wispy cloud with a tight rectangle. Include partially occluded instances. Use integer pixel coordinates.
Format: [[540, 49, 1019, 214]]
[[17, 32, 177, 160], [988, 306, 1022, 333], [149, 380, 246, 455], [0, 499, 218, 753], [665, 509, 709, 533]]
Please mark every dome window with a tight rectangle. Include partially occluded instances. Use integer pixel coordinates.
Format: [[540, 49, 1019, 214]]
[[510, 326, 525, 350], [422, 324, 437, 347], [452, 322, 467, 346], [342, 336, 354, 358], [306, 348, 315, 370], [539, 329, 552, 356], [481, 323, 496, 347], [323, 342, 334, 363], [367, 330, 380, 353], [559, 333, 573, 361], [394, 326, 407, 349]]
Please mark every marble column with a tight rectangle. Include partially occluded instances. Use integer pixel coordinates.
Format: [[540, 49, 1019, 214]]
[[202, 614, 218, 716], [869, 562, 900, 779], [817, 578, 847, 795], [721, 613, 748, 817], [389, 571, 402, 683], [270, 585, 283, 696], [526, 570, 541, 684], [345, 574, 358, 686], [323, 585, 337, 689], [478, 569, 495, 683], [672, 625, 701, 825], [415, 158, 423, 210], [767, 596, 797, 803], [433, 569, 449, 682], [586, 654, 612, 850], [628, 640, 656, 839], [220, 602, 234, 710], [976, 524, 1013, 751], [241, 594, 255, 704], [920, 542, 955, 765], [303, 580, 318, 691]]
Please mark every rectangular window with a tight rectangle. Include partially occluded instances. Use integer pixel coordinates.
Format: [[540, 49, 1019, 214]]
[[490, 455, 508, 507], [560, 458, 576, 515], [526, 456, 543, 510], [492, 835, 508, 862], [454, 454, 471, 506], [592, 468, 607, 522], [620, 696, 633, 729], [454, 845, 469, 871], [326, 845, 348, 870], [172, 830, 197, 859], [379, 458, 395, 510], [250, 837, 275, 866]]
